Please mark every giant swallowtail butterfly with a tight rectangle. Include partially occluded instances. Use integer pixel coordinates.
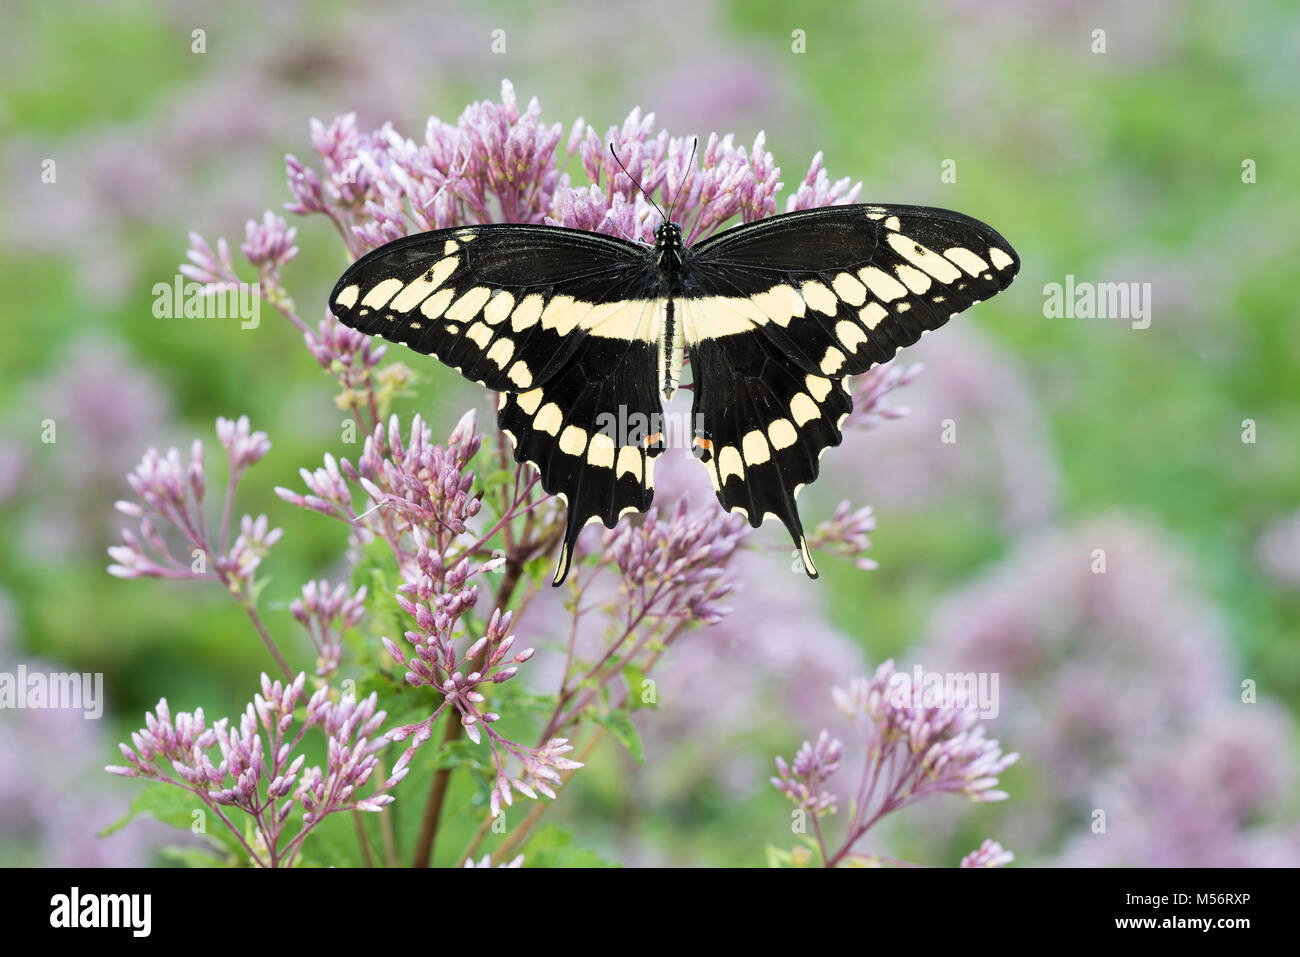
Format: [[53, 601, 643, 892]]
[[330, 198, 1019, 584]]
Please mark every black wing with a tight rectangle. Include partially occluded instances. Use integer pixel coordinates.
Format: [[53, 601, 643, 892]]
[[681, 204, 1020, 574], [330, 225, 664, 585]]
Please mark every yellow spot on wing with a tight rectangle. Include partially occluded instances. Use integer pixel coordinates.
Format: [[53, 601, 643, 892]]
[[334, 285, 360, 309], [832, 272, 868, 306], [805, 374, 832, 401], [887, 232, 962, 283], [742, 429, 771, 465], [799, 537, 819, 578], [390, 257, 458, 312], [486, 337, 515, 367], [820, 346, 846, 374], [551, 542, 573, 587], [790, 392, 820, 425], [516, 388, 544, 414], [420, 288, 455, 320], [510, 294, 545, 331], [943, 247, 990, 276], [559, 425, 587, 456], [768, 418, 798, 450], [858, 266, 908, 302], [835, 320, 868, 352], [718, 446, 743, 483], [534, 402, 563, 435], [446, 286, 492, 323], [749, 286, 805, 326], [683, 297, 762, 339], [507, 361, 533, 388], [616, 445, 641, 479], [484, 291, 515, 325], [859, 302, 888, 329], [541, 295, 591, 335], [361, 278, 405, 309], [801, 280, 838, 315], [583, 298, 657, 340], [895, 264, 932, 294], [587, 432, 616, 468]]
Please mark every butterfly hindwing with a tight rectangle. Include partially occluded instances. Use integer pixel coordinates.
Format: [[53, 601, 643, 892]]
[[681, 204, 1020, 565], [497, 317, 664, 584], [686, 322, 851, 576]]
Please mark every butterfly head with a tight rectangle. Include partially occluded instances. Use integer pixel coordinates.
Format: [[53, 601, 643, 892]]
[[654, 221, 683, 247]]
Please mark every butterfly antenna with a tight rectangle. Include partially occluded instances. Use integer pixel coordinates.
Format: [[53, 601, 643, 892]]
[[609, 143, 666, 225], [665, 137, 697, 225]]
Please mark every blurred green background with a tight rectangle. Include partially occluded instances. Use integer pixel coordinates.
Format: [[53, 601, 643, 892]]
[[1, 0, 1297, 866]]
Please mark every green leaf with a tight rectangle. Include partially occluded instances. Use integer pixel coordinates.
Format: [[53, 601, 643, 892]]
[[248, 575, 272, 606], [100, 782, 205, 836], [491, 682, 558, 718], [158, 844, 234, 868], [434, 739, 493, 784], [100, 782, 247, 859], [523, 826, 618, 868], [764, 843, 818, 868], [593, 709, 644, 764], [621, 663, 654, 711], [293, 807, 380, 868], [765, 844, 794, 868], [479, 468, 516, 499]]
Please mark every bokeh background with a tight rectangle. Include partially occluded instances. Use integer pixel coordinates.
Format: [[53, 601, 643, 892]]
[[2, 0, 1298, 866]]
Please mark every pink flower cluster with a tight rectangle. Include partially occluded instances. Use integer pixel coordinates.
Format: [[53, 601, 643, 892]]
[[772, 660, 1018, 867], [108, 673, 402, 868]]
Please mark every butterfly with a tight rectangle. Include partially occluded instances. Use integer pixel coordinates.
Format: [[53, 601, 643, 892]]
[[330, 196, 1019, 585]]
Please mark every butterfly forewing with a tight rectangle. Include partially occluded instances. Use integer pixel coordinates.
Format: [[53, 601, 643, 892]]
[[330, 225, 653, 392], [684, 204, 1020, 376]]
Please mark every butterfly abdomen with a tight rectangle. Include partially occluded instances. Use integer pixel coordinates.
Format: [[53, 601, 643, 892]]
[[658, 298, 684, 400]]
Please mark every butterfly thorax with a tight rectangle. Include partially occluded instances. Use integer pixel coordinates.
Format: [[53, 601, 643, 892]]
[[652, 221, 686, 277]]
